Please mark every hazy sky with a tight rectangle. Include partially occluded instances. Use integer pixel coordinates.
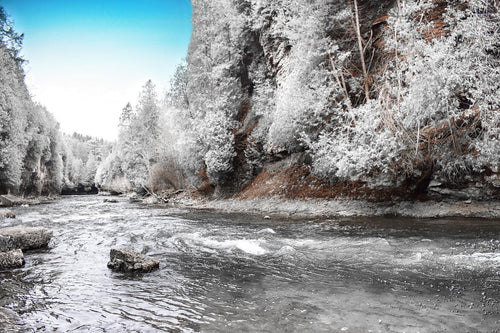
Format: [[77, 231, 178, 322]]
[[1, 0, 192, 140]]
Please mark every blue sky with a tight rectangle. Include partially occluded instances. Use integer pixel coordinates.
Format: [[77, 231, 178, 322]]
[[1, 0, 192, 140]]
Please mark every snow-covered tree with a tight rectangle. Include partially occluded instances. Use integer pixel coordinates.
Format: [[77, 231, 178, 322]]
[[100, 81, 162, 192], [0, 6, 24, 65], [186, 0, 246, 186], [309, 0, 500, 185]]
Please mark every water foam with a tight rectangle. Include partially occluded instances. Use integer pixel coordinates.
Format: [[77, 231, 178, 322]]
[[443, 252, 500, 265], [257, 228, 276, 234], [173, 233, 267, 256]]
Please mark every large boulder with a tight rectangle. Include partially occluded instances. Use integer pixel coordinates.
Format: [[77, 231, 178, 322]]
[[0, 226, 52, 252], [0, 209, 15, 219], [107, 248, 159, 273], [0, 249, 24, 269]]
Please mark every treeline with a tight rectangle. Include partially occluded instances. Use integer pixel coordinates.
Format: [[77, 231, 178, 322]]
[[0, 7, 61, 195], [62, 133, 112, 193], [4, 1, 499, 199], [96, 79, 190, 194], [0, 7, 109, 196]]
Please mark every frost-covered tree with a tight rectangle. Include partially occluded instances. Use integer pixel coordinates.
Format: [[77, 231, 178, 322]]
[[136, 80, 160, 141], [165, 59, 189, 110], [187, 0, 246, 185], [264, 0, 349, 153], [119, 102, 134, 128], [0, 46, 29, 192], [0, 6, 24, 65], [310, 0, 500, 185], [381, 0, 500, 178], [0, 7, 67, 196], [60, 133, 111, 191], [120, 80, 161, 190], [100, 81, 162, 192], [42, 114, 64, 194], [0, 44, 64, 195]]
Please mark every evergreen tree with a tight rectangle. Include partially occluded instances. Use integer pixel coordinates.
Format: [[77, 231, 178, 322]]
[[137, 80, 160, 141], [0, 6, 24, 66], [119, 102, 134, 128]]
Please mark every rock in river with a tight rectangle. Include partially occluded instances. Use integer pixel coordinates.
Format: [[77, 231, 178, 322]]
[[0, 209, 15, 219], [0, 306, 21, 332], [107, 248, 159, 273], [0, 249, 25, 269], [0, 226, 53, 252]]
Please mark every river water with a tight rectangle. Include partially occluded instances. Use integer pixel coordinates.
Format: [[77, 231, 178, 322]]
[[0, 196, 499, 332]]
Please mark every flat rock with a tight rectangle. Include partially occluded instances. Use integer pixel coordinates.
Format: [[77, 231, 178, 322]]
[[0, 226, 52, 252], [0, 209, 15, 219], [0, 249, 25, 269], [0, 195, 40, 207], [107, 248, 159, 273], [0, 195, 22, 206]]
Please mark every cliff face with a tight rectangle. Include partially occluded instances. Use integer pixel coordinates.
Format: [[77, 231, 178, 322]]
[[0, 45, 64, 196], [186, 0, 500, 201]]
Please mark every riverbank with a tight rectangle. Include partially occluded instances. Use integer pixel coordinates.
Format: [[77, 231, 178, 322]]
[[156, 193, 500, 219], [3, 192, 499, 219]]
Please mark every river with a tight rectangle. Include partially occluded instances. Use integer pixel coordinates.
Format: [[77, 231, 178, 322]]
[[0, 195, 499, 332]]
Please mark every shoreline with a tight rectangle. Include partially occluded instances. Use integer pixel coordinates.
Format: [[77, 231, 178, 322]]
[[162, 196, 500, 219], [2, 192, 500, 219]]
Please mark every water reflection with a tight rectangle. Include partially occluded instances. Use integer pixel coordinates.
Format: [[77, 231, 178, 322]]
[[0, 196, 499, 332]]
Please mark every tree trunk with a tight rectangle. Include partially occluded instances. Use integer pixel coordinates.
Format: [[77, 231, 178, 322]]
[[353, 0, 370, 102]]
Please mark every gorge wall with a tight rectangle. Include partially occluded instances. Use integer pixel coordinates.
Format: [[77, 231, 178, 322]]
[[182, 0, 500, 201]]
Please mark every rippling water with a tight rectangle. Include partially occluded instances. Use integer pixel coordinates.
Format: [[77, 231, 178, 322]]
[[1, 196, 499, 332]]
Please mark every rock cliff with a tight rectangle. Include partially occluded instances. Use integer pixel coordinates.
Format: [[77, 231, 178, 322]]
[[186, 0, 500, 201]]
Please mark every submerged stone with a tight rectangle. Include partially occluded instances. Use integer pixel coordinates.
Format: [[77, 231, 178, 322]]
[[0, 306, 21, 332], [107, 248, 159, 273], [0, 249, 25, 269], [0, 209, 15, 219], [0, 226, 52, 252]]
